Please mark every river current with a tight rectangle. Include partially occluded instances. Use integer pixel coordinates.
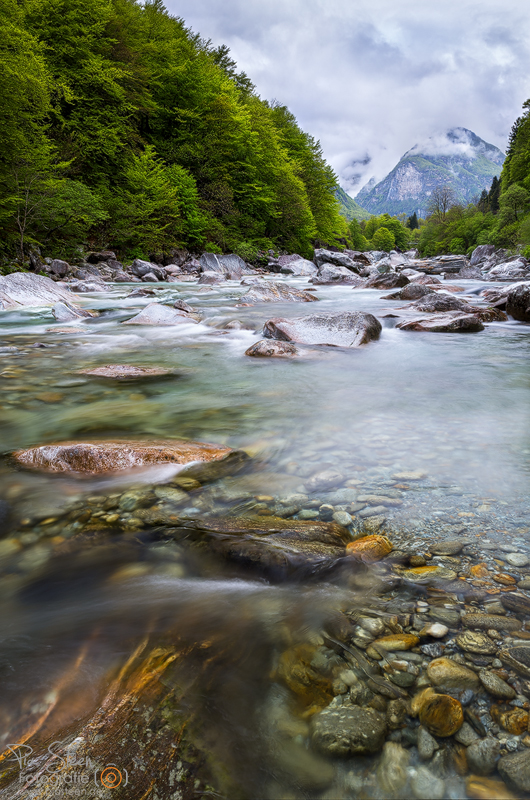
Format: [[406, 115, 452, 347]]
[[0, 275, 529, 798]]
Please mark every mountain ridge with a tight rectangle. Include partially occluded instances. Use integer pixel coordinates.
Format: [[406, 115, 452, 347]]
[[356, 128, 505, 218]]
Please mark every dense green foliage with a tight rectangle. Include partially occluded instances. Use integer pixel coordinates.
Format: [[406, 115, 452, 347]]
[[0, 0, 347, 261]]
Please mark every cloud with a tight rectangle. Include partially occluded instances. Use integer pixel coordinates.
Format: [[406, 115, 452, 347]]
[[164, 0, 530, 196]]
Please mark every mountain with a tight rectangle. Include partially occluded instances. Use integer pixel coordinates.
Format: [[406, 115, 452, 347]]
[[355, 128, 505, 218], [334, 186, 371, 221]]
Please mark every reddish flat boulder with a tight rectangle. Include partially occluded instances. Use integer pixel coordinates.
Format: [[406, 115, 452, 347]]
[[13, 439, 237, 475], [79, 365, 174, 380]]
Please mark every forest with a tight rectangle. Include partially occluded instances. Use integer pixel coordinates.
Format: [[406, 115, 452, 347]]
[[0, 0, 348, 264]]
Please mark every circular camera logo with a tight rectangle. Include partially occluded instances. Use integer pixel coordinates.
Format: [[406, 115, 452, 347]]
[[100, 765, 123, 788]]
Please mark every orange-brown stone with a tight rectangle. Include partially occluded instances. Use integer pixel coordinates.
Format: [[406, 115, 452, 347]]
[[494, 574, 517, 586], [490, 704, 529, 735], [419, 693, 464, 737], [346, 534, 393, 562], [466, 776, 517, 800], [471, 563, 490, 579]]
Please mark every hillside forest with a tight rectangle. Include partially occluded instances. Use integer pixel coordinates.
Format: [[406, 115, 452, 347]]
[[2, 0, 530, 266]]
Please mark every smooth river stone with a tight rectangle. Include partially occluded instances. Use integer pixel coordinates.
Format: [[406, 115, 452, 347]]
[[499, 646, 530, 678], [0, 272, 75, 308], [396, 313, 485, 333], [242, 282, 318, 303], [263, 311, 382, 348], [311, 706, 387, 756], [456, 630, 497, 655], [430, 540, 465, 556], [13, 439, 237, 475], [500, 593, 530, 617], [427, 657, 480, 691], [245, 339, 299, 358], [479, 669, 516, 700], [419, 693, 464, 737], [462, 614, 522, 632], [346, 534, 393, 562], [123, 303, 198, 325], [402, 565, 458, 584]]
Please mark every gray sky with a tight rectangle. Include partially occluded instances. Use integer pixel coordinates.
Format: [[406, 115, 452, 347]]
[[164, 0, 530, 195]]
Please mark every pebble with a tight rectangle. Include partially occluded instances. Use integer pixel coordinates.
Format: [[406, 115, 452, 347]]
[[332, 511, 352, 527], [346, 534, 393, 563], [421, 622, 448, 638], [310, 706, 387, 756], [417, 725, 438, 761], [427, 657, 480, 691], [498, 750, 530, 793], [358, 505, 388, 518], [431, 540, 465, 556], [490, 705, 529, 735], [402, 565, 458, 583], [392, 470, 427, 481], [507, 553, 529, 567], [456, 631, 498, 655], [419, 693, 464, 737], [376, 742, 409, 793], [367, 634, 419, 656], [411, 766, 445, 800], [466, 737, 501, 776], [466, 775, 516, 799], [479, 669, 516, 700], [462, 614, 522, 632], [455, 721, 480, 745]]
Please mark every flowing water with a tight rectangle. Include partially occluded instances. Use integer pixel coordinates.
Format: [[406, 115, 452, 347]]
[[0, 276, 529, 798]]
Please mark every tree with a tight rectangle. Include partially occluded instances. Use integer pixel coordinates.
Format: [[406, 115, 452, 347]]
[[498, 184, 530, 225], [488, 176, 501, 214], [427, 185, 456, 222], [371, 226, 394, 251], [406, 211, 419, 230]]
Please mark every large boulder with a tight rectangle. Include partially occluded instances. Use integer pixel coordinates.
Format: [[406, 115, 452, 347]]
[[470, 245, 495, 266], [279, 257, 318, 276], [245, 339, 299, 358], [487, 259, 529, 281], [199, 253, 247, 279], [505, 282, 530, 321], [86, 250, 117, 263], [382, 284, 435, 301], [263, 311, 382, 347], [396, 313, 484, 333], [179, 516, 351, 574], [365, 273, 409, 289], [52, 302, 94, 322], [311, 264, 365, 285], [130, 259, 165, 280], [242, 282, 318, 303], [123, 303, 198, 325], [13, 438, 239, 475], [49, 258, 70, 277], [411, 294, 470, 313], [313, 249, 360, 272], [0, 272, 75, 308]]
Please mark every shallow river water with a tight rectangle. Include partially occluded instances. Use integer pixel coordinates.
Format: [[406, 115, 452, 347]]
[[0, 276, 529, 799]]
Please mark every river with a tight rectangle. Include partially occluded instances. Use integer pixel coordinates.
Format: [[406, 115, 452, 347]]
[[0, 275, 529, 799]]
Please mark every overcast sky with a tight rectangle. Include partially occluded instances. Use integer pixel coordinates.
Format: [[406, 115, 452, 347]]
[[164, 0, 530, 195]]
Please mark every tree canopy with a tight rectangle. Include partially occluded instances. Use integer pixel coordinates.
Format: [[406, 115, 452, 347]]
[[0, 0, 347, 261]]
